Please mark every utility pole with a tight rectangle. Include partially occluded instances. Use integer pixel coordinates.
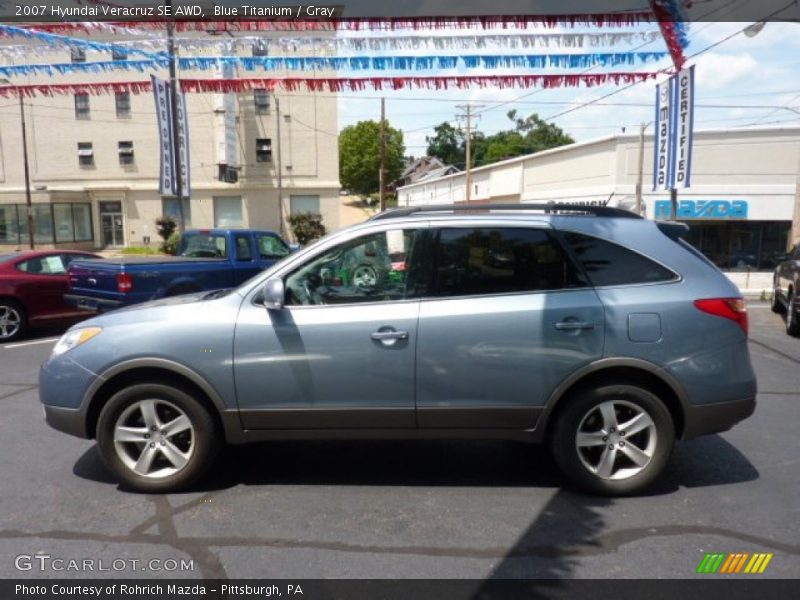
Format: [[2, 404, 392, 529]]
[[275, 96, 285, 238], [791, 132, 800, 249], [19, 95, 34, 249], [635, 122, 650, 216], [379, 97, 387, 212], [456, 104, 483, 203], [166, 0, 185, 233]]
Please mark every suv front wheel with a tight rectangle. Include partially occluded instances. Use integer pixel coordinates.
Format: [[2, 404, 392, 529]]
[[551, 384, 674, 496], [96, 383, 220, 492]]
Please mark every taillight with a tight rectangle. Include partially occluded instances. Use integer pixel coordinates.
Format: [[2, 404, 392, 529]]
[[117, 273, 133, 293], [694, 298, 748, 336]]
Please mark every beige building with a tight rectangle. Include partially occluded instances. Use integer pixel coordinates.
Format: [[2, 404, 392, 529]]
[[398, 126, 800, 270], [0, 33, 340, 250]]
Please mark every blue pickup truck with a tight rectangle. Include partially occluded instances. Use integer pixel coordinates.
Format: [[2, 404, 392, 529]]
[[66, 229, 291, 312]]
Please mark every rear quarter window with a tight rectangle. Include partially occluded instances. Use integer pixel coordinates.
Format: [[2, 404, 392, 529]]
[[562, 231, 677, 287]]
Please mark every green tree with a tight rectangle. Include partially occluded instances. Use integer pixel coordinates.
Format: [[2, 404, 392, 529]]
[[339, 120, 405, 196], [425, 112, 574, 169], [425, 122, 466, 166]]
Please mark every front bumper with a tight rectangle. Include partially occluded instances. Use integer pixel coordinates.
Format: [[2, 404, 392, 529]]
[[44, 404, 88, 438], [682, 396, 756, 440]]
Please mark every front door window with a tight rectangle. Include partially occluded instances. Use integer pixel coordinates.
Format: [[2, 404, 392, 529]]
[[101, 213, 124, 247]]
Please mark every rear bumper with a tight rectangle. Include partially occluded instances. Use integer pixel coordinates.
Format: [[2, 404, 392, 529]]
[[64, 293, 122, 313], [682, 396, 756, 440]]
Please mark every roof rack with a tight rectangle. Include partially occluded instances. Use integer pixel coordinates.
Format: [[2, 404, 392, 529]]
[[369, 203, 642, 222]]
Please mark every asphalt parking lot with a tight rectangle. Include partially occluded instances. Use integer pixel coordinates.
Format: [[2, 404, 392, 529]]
[[0, 305, 798, 581]]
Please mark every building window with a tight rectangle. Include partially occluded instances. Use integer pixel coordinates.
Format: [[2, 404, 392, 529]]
[[77, 142, 94, 167], [252, 42, 268, 57], [111, 47, 127, 61], [254, 89, 270, 114], [256, 138, 272, 162], [161, 198, 192, 228], [213, 196, 243, 227], [118, 141, 134, 165], [290, 195, 320, 215], [71, 47, 86, 63], [0, 203, 92, 245], [74, 94, 90, 119], [115, 92, 131, 117]]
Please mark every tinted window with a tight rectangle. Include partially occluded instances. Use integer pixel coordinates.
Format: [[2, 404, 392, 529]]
[[434, 228, 584, 297], [235, 235, 253, 261], [286, 229, 419, 306], [562, 231, 677, 287]]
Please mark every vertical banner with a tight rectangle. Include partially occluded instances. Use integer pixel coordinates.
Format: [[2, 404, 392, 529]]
[[152, 75, 174, 196], [176, 89, 191, 197], [653, 76, 673, 191], [671, 65, 695, 189]]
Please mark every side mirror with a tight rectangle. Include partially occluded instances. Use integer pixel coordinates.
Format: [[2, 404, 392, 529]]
[[263, 278, 285, 310], [289, 243, 301, 253]]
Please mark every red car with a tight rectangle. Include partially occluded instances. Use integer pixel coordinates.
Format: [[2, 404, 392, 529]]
[[0, 250, 102, 342]]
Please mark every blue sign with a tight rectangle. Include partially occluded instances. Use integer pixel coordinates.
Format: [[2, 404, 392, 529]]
[[654, 200, 748, 220]]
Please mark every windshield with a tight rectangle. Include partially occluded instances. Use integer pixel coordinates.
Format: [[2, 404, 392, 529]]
[[179, 234, 228, 258]]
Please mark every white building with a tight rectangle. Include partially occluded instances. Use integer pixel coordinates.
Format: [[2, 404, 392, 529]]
[[0, 32, 340, 250], [397, 126, 800, 270]]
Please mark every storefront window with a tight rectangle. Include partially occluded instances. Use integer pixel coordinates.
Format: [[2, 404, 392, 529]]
[[0, 205, 19, 244], [685, 221, 790, 271], [0, 203, 93, 245]]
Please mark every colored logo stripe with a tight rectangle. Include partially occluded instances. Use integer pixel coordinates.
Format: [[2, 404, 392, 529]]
[[697, 552, 773, 574]]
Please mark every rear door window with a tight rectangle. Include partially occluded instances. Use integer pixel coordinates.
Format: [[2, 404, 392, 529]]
[[433, 227, 586, 297], [562, 231, 677, 287]]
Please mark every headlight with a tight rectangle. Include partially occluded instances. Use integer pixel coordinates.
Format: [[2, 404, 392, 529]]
[[52, 327, 102, 356]]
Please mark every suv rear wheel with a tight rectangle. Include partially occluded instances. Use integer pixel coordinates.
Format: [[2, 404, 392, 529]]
[[96, 383, 220, 492], [551, 384, 674, 496], [786, 291, 800, 337]]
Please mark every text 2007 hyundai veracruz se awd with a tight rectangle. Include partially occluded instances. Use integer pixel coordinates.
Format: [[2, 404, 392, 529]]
[[40, 205, 756, 495]]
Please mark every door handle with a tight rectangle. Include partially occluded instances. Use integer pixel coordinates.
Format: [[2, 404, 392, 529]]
[[370, 330, 409, 341], [555, 321, 595, 331]]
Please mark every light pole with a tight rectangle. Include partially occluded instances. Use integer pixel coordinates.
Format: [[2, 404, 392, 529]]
[[18, 94, 34, 249]]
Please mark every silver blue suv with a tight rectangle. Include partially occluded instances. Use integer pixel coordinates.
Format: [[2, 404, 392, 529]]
[[39, 205, 756, 495]]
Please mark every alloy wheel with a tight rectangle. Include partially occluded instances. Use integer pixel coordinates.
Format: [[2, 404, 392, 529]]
[[113, 398, 195, 479], [0, 305, 22, 340], [575, 400, 657, 480]]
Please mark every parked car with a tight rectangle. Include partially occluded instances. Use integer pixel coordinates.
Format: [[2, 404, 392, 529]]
[[0, 249, 102, 342], [771, 243, 800, 336], [65, 229, 291, 312], [40, 204, 756, 495]]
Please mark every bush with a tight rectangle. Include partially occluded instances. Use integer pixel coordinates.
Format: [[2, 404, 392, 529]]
[[155, 215, 177, 252], [164, 231, 181, 255], [288, 212, 326, 246]]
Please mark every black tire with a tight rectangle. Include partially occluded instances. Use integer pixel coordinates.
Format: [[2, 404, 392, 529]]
[[551, 384, 674, 496], [0, 299, 26, 343], [786, 291, 800, 337], [96, 383, 220, 493]]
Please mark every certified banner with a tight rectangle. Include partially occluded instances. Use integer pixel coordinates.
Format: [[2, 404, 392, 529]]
[[671, 65, 695, 188], [652, 76, 673, 191], [176, 89, 191, 197], [152, 75, 174, 196]]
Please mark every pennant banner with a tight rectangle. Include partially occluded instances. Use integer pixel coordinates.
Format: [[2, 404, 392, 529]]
[[0, 23, 162, 59], [26, 13, 654, 33], [0, 31, 665, 58], [0, 73, 660, 98], [0, 52, 668, 79]]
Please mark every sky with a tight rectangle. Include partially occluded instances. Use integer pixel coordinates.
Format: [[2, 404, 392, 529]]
[[335, 21, 800, 164]]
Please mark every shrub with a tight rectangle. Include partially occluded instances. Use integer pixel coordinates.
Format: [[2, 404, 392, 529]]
[[164, 231, 181, 256], [287, 212, 326, 246], [155, 216, 177, 252]]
